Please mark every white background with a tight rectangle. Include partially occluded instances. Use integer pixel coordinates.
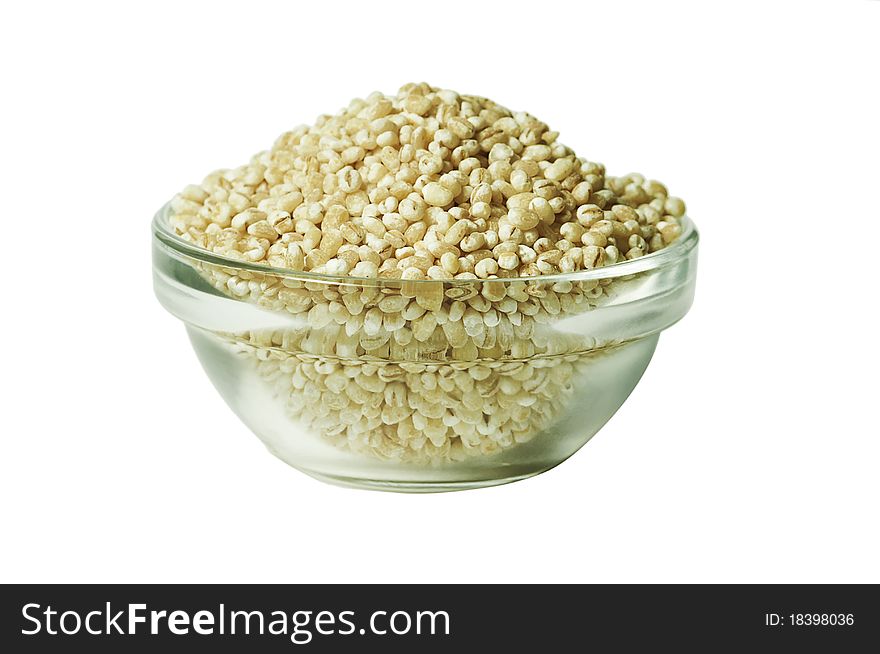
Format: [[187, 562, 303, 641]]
[[1, 0, 878, 583]]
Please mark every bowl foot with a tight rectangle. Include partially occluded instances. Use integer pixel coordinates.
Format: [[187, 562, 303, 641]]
[[296, 468, 546, 493]]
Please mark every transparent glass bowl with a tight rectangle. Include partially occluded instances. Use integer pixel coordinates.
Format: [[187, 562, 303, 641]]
[[152, 204, 698, 492]]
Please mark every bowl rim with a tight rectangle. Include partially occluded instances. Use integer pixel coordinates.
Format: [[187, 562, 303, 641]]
[[152, 202, 698, 285]]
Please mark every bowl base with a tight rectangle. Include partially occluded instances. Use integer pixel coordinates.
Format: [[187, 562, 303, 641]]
[[296, 468, 546, 493]]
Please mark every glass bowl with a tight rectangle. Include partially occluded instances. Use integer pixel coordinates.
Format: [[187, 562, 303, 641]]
[[152, 203, 698, 492]]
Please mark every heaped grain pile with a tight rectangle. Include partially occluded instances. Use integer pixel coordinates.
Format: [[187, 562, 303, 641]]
[[167, 83, 687, 463]]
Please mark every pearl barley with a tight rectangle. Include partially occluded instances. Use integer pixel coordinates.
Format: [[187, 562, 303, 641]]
[[167, 83, 688, 464]]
